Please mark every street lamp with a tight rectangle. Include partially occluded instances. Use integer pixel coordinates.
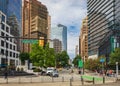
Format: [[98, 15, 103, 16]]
[[116, 62, 118, 79]]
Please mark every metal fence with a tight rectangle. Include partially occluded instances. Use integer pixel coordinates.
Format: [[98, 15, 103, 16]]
[[0, 75, 117, 86]]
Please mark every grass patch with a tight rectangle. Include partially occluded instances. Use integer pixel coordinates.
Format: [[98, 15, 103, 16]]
[[82, 75, 103, 81]]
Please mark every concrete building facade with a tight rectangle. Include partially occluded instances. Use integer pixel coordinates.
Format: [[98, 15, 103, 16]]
[[79, 17, 88, 60], [22, 0, 48, 52], [0, 11, 20, 67]]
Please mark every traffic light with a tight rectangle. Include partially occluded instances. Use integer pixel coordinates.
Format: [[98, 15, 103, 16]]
[[39, 39, 44, 46]]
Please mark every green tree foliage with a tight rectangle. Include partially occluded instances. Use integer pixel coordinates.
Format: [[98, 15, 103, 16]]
[[19, 52, 30, 65], [72, 55, 81, 67], [44, 44, 55, 67], [84, 59, 101, 71], [56, 51, 70, 68], [30, 43, 45, 67], [30, 43, 56, 67], [109, 48, 120, 65]]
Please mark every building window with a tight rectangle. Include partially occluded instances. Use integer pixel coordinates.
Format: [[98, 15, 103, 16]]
[[2, 15, 5, 22], [13, 53, 15, 57], [10, 52, 12, 57], [1, 49, 4, 55], [1, 32, 5, 36], [6, 34, 9, 40], [10, 38, 12, 42], [6, 27, 9, 33], [1, 40, 4, 47], [6, 50, 8, 56], [6, 42, 9, 48], [1, 23, 5, 30], [13, 46, 15, 50], [10, 44, 12, 49]]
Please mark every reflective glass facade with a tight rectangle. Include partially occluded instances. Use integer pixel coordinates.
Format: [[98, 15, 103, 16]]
[[51, 24, 67, 51], [7, 0, 22, 32], [0, 0, 8, 15], [87, 0, 120, 58], [0, 0, 22, 33]]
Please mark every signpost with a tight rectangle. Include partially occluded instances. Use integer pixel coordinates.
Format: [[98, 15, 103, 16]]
[[78, 59, 83, 68], [22, 39, 38, 44], [100, 58, 105, 76]]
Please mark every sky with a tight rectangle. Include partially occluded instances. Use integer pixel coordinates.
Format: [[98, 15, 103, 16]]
[[40, 0, 87, 59]]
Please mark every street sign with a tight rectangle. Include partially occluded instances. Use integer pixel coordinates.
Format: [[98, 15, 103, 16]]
[[22, 39, 38, 44], [100, 58, 105, 63], [78, 59, 83, 68]]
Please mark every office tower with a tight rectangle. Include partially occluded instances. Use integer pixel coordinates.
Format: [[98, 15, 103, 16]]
[[51, 24, 67, 52], [0, 0, 22, 34], [0, 11, 20, 67], [87, 0, 120, 60], [79, 17, 88, 60], [0, 0, 22, 51], [53, 39, 62, 53], [22, 0, 48, 52], [0, 0, 8, 15]]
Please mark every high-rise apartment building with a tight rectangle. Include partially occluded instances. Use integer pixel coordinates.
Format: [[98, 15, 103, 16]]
[[79, 17, 88, 60], [87, 0, 120, 60], [51, 24, 67, 52], [22, 0, 48, 52]]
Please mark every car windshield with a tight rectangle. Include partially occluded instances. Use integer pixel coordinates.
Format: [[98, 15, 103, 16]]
[[47, 69, 53, 71]]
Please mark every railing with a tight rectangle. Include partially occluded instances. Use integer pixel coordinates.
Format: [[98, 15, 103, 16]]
[[0, 75, 117, 86]]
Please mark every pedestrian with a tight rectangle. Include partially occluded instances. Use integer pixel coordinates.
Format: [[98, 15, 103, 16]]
[[4, 71, 8, 79]]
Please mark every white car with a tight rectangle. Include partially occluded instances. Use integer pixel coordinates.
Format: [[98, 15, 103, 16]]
[[46, 67, 55, 75], [51, 70, 59, 77]]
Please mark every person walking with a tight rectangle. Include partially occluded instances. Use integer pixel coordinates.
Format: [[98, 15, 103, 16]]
[[4, 71, 8, 79]]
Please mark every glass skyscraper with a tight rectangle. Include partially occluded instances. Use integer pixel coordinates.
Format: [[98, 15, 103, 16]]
[[7, 0, 22, 26], [87, 0, 120, 60], [0, 0, 22, 33], [0, 0, 8, 15], [51, 24, 67, 51]]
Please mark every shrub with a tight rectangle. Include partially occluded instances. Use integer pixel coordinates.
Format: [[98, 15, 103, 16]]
[[33, 68, 41, 72]]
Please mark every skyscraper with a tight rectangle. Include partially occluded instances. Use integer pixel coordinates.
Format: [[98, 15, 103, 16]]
[[79, 17, 88, 60], [0, 0, 22, 51], [51, 24, 67, 52], [53, 39, 62, 53], [22, 0, 48, 52], [0, 0, 8, 15], [87, 0, 120, 60]]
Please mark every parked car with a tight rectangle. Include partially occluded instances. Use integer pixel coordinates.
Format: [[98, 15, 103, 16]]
[[46, 67, 55, 75], [50, 70, 59, 77]]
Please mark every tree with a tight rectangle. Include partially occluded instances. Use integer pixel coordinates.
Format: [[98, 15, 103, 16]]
[[19, 52, 30, 65], [44, 43, 55, 67], [109, 48, 120, 65], [30, 43, 45, 67], [84, 59, 101, 71], [30, 43, 56, 67], [72, 55, 81, 67], [55, 51, 70, 68]]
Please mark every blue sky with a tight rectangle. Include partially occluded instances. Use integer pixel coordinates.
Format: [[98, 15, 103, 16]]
[[40, 0, 87, 59]]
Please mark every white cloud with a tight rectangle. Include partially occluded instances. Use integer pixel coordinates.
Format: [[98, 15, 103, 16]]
[[39, 0, 87, 59]]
